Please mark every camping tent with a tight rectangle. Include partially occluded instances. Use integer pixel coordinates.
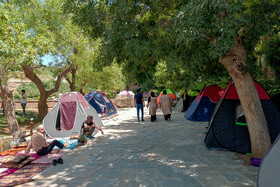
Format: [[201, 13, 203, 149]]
[[84, 91, 118, 118], [114, 90, 134, 108], [258, 134, 280, 187], [119, 90, 135, 96], [157, 89, 177, 107], [184, 85, 224, 122], [174, 98, 184, 112], [43, 92, 103, 138], [204, 81, 280, 154]]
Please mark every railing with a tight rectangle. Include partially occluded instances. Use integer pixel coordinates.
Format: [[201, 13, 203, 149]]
[[13, 100, 58, 109]]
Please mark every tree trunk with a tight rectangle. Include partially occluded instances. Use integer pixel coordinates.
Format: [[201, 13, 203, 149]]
[[0, 84, 21, 139], [38, 93, 48, 119], [22, 65, 71, 118], [79, 79, 87, 95], [66, 66, 77, 91], [219, 35, 271, 158]]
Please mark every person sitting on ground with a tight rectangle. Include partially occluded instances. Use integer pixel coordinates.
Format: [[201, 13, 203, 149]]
[[25, 125, 64, 155], [81, 115, 104, 138], [77, 127, 90, 146]]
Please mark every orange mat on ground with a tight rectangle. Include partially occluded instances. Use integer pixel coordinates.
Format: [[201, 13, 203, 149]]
[[0, 147, 26, 156]]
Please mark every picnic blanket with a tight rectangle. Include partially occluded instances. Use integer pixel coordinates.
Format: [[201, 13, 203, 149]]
[[0, 150, 67, 186], [0, 147, 26, 156], [32, 149, 67, 164], [0, 163, 49, 186], [0, 168, 17, 178], [0, 153, 40, 178], [58, 139, 78, 149]]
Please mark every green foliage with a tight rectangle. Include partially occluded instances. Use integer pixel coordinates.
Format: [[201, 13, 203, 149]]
[[65, 0, 258, 92], [0, 1, 37, 78], [14, 81, 71, 100], [263, 37, 280, 80], [81, 63, 126, 93]]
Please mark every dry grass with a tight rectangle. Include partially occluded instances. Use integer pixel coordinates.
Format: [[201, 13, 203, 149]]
[[0, 109, 42, 137]]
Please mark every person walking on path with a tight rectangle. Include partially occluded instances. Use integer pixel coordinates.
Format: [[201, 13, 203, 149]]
[[160, 90, 172, 120], [21, 90, 27, 117], [147, 92, 158, 122], [182, 90, 190, 112], [134, 88, 145, 122], [25, 125, 65, 155]]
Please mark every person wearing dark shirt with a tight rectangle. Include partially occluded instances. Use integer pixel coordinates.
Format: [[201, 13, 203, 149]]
[[134, 89, 145, 122], [81, 115, 104, 137]]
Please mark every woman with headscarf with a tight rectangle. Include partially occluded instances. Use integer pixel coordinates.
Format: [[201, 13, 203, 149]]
[[182, 89, 190, 112], [160, 90, 172, 120], [147, 92, 158, 122]]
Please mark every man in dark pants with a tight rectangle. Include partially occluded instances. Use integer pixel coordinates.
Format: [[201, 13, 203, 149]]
[[25, 125, 64, 155], [21, 90, 27, 117], [134, 88, 145, 122], [81, 115, 104, 137]]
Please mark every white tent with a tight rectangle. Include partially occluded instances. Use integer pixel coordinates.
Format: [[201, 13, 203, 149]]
[[43, 92, 103, 138], [114, 90, 134, 108], [258, 134, 280, 187], [173, 98, 183, 112]]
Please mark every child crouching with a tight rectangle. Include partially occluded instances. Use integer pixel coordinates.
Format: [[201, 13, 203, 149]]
[[77, 127, 90, 146]]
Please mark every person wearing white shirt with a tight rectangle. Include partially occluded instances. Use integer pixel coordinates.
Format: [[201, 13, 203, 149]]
[[58, 92, 63, 100], [21, 90, 27, 117]]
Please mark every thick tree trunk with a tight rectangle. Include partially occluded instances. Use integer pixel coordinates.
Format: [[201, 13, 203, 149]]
[[0, 83, 21, 139], [219, 36, 271, 158], [22, 65, 71, 119], [38, 93, 48, 119]]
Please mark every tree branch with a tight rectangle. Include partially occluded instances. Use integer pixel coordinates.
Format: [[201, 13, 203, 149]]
[[0, 66, 9, 75], [22, 65, 46, 95], [46, 66, 72, 96]]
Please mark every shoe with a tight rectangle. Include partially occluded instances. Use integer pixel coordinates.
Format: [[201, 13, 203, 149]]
[[58, 158, 63, 164], [141, 119, 145, 121], [138, 120, 140, 122]]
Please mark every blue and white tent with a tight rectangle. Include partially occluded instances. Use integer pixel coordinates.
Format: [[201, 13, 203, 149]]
[[84, 91, 118, 118]]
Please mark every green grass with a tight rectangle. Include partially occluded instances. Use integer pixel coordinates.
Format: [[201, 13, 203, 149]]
[[0, 110, 42, 137]]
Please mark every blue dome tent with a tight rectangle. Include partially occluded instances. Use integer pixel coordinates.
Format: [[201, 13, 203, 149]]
[[84, 91, 118, 118]]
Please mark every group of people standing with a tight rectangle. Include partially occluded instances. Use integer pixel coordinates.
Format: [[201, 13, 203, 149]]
[[134, 89, 172, 122]]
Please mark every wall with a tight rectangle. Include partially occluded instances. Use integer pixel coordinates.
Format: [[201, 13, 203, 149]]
[[14, 100, 58, 109]]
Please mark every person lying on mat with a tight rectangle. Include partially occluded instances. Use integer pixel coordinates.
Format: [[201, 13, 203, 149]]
[[81, 115, 104, 138], [25, 125, 65, 156]]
